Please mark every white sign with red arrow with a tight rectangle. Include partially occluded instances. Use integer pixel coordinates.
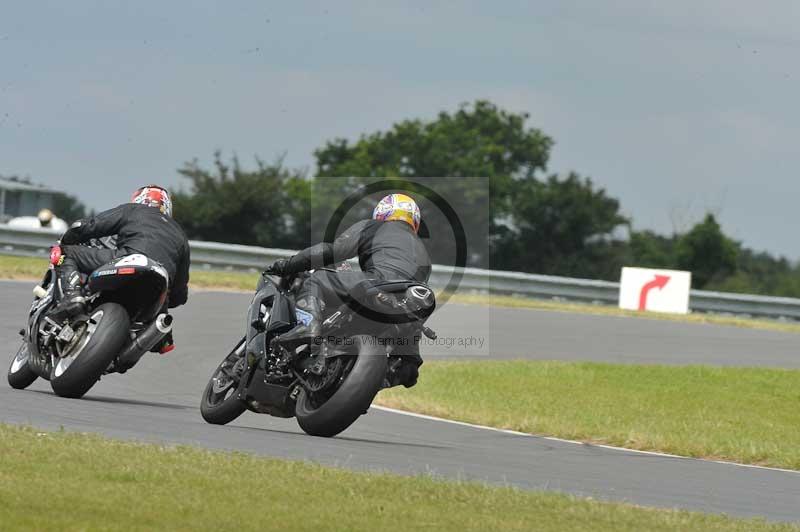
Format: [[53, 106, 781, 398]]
[[618, 267, 692, 314]]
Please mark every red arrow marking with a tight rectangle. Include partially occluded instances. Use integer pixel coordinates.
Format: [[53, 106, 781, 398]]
[[638, 275, 671, 311]]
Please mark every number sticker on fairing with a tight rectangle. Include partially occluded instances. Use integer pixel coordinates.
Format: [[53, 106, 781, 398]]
[[152, 263, 169, 281], [115, 254, 148, 267]]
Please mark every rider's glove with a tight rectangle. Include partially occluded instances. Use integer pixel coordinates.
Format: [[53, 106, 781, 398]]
[[264, 259, 289, 277]]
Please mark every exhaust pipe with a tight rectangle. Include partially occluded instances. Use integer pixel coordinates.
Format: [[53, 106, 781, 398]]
[[116, 314, 173, 370]]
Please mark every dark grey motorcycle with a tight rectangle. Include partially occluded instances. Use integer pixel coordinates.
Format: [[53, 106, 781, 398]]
[[200, 271, 437, 437], [7, 244, 174, 398]]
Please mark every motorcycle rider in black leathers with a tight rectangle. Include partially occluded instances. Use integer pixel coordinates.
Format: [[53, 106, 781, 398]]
[[265, 193, 431, 387], [50, 185, 190, 353]]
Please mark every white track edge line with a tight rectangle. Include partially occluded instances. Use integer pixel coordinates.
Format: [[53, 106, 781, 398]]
[[371, 405, 800, 475]]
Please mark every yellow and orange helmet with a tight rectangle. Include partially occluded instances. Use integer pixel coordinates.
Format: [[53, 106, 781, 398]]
[[372, 193, 421, 233]]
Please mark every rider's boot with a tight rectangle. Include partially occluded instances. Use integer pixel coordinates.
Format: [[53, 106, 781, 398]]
[[49, 260, 86, 321], [384, 344, 423, 389], [278, 296, 323, 349], [150, 331, 176, 354]]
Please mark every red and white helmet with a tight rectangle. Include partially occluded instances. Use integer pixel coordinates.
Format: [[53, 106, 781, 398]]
[[131, 185, 172, 217]]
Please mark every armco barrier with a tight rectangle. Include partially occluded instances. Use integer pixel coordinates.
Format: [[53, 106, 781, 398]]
[[2, 224, 799, 319]]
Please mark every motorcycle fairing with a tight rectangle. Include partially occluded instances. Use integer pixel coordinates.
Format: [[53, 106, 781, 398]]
[[87, 254, 169, 322], [87, 254, 168, 292], [246, 278, 294, 344], [25, 269, 57, 364]]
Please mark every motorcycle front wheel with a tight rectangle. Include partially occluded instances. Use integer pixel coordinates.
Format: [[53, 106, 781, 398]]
[[200, 337, 247, 425], [295, 335, 387, 438], [7, 342, 38, 390]]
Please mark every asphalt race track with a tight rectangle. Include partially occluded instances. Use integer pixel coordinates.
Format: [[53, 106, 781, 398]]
[[2, 280, 799, 522]]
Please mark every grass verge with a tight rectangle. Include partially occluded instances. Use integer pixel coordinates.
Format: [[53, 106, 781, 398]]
[[450, 293, 800, 334], [377, 360, 800, 470], [0, 425, 796, 532], [0, 254, 261, 292], [2, 254, 799, 334]]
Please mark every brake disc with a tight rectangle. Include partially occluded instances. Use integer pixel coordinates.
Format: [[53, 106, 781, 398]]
[[304, 357, 343, 392], [212, 357, 245, 394], [60, 322, 87, 357]]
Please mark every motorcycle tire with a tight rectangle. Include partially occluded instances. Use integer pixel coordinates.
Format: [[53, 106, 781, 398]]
[[50, 303, 130, 399], [7, 342, 38, 390], [295, 335, 387, 437], [200, 338, 247, 425]]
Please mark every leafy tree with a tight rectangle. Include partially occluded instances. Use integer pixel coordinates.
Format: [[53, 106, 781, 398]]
[[313, 101, 632, 276], [314, 101, 554, 267], [172, 152, 310, 249], [171, 98, 800, 298], [628, 230, 676, 269], [492, 172, 629, 278], [707, 248, 800, 297], [675, 214, 738, 288], [315, 100, 551, 180]]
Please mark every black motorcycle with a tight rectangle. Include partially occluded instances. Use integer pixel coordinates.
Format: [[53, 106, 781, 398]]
[[200, 271, 437, 437], [7, 244, 174, 398]]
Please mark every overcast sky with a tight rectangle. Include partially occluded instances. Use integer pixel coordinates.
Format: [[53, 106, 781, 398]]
[[2, 1, 799, 258]]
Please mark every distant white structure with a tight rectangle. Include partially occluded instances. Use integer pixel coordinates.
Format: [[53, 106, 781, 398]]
[[8, 209, 69, 233], [0, 177, 62, 222], [1, 177, 73, 233]]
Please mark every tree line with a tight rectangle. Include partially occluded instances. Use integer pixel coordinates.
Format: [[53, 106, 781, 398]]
[[14, 101, 796, 297], [171, 100, 800, 297]]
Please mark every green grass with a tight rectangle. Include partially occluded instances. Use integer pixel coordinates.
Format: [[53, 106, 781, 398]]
[[3, 253, 799, 333], [0, 255, 262, 292], [0, 254, 49, 281], [0, 425, 795, 532], [377, 360, 800, 470], [188, 268, 261, 291], [450, 293, 800, 334]]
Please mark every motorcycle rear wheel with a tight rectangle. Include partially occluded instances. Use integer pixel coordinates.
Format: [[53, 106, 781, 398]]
[[50, 303, 130, 399], [295, 335, 387, 437]]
